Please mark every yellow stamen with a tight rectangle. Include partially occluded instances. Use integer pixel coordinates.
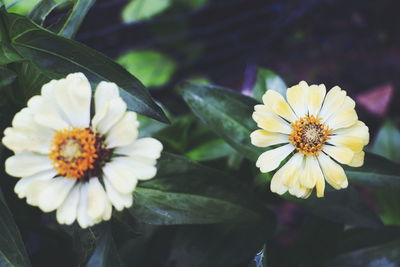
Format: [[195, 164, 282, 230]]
[[49, 128, 98, 179], [289, 115, 332, 156]]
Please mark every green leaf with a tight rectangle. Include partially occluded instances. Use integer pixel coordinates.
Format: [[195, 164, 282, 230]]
[[57, 0, 96, 38], [327, 240, 400, 267], [253, 68, 287, 102], [290, 187, 382, 228], [122, 0, 171, 23], [4, 0, 40, 15], [86, 228, 123, 267], [180, 83, 263, 161], [185, 137, 236, 161], [130, 153, 271, 225], [345, 152, 400, 189], [28, 0, 65, 25], [0, 14, 23, 64], [370, 120, 400, 225], [371, 120, 400, 164], [0, 11, 168, 122], [117, 50, 176, 87], [0, 194, 31, 266]]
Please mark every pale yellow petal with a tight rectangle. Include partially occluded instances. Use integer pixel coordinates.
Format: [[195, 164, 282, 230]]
[[256, 144, 294, 173], [250, 129, 289, 147], [262, 90, 297, 122], [281, 153, 304, 187], [319, 86, 346, 120], [307, 84, 326, 115], [326, 108, 358, 130], [252, 105, 292, 134], [348, 151, 365, 167], [328, 135, 364, 153], [323, 145, 354, 164], [287, 81, 309, 118], [334, 121, 369, 145], [300, 156, 322, 189], [318, 152, 348, 189], [315, 168, 325, 198]]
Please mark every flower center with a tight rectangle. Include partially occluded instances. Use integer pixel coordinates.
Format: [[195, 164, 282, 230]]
[[289, 115, 332, 156], [49, 128, 111, 180]]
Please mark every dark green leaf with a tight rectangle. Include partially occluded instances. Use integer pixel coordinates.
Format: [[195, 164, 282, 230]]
[[28, 0, 66, 25], [0, 194, 31, 266], [130, 153, 271, 225], [327, 240, 400, 267], [86, 228, 123, 267], [371, 120, 400, 164], [0, 11, 168, 122], [185, 137, 236, 161], [370, 120, 400, 225], [345, 152, 400, 189], [290, 187, 382, 228], [180, 83, 263, 161], [253, 68, 287, 102], [57, 0, 95, 38]]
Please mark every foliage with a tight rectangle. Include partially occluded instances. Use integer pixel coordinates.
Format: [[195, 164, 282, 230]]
[[0, 1, 399, 267]]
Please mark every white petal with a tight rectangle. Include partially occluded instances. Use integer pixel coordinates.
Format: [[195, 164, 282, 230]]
[[114, 138, 163, 159], [27, 95, 70, 130], [319, 86, 346, 120], [115, 156, 158, 180], [38, 177, 76, 212], [256, 144, 294, 173], [252, 105, 292, 134], [262, 90, 297, 122], [86, 177, 107, 222], [250, 129, 289, 148], [334, 121, 369, 145], [5, 152, 53, 177], [307, 84, 326, 115], [14, 170, 57, 203], [104, 177, 133, 211], [348, 151, 365, 167], [2, 108, 54, 153], [102, 199, 112, 221], [77, 182, 94, 228], [288, 183, 312, 199], [281, 153, 304, 187], [270, 166, 288, 195], [94, 81, 120, 115], [53, 73, 91, 127], [323, 145, 354, 164], [318, 152, 348, 189], [56, 183, 81, 225], [287, 81, 309, 118], [92, 97, 127, 135], [300, 156, 317, 188], [103, 160, 138, 194], [328, 135, 364, 153], [105, 112, 139, 148]]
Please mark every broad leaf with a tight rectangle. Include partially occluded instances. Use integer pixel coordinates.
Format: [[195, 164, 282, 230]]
[[0, 66, 16, 87], [130, 153, 271, 225], [345, 152, 400, 189], [253, 68, 287, 102], [180, 83, 263, 161], [291, 187, 382, 228], [0, 194, 31, 266], [0, 10, 168, 122]]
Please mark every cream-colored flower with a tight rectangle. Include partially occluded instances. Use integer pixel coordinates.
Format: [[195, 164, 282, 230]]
[[251, 81, 369, 198], [3, 73, 163, 228]]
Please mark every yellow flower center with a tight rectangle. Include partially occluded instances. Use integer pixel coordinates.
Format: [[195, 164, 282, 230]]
[[289, 115, 332, 156], [49, 128, 110, 180]]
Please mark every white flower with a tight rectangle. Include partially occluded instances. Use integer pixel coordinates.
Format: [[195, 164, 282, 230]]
[[3, 73, 163, 228], [251, 81, 369, 198]]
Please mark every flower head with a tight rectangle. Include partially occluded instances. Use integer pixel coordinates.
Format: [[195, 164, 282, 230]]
[[251, 81, 369, 198], [3, 73, 163, 228]]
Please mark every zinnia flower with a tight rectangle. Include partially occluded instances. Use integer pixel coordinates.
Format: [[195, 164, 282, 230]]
[[3, 73, 163, 228], [251, 81, 369, 198]]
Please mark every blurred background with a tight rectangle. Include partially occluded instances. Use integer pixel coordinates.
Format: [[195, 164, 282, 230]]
[[3, 0, 400, 266]]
